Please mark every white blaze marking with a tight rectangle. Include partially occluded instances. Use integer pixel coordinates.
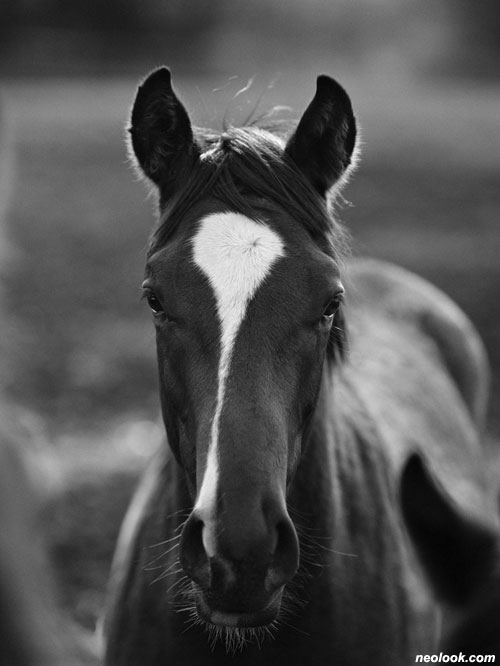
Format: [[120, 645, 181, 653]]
[[191, 212, 285, 555]]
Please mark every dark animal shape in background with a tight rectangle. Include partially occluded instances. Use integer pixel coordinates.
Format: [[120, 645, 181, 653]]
[[104, 67, 494, 665], [0, 413, 102, 665], [401, 452, 500, 659], [0, 421, 65, 666]]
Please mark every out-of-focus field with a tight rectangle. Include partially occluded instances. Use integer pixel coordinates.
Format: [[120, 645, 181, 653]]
[[2, 73, 500, 630]]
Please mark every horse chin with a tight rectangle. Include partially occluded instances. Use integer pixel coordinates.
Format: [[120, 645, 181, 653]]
[[195, 587, 284, 629]]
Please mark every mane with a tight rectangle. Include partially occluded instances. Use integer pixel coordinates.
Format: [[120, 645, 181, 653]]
[[148, 123, 349, 361], [149, 125, 349, 258]]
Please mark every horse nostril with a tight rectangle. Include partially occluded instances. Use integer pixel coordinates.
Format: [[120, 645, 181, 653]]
[[180, 513, 210, 587], [266, 516, 300, 592], [181, 506, 299, 602]]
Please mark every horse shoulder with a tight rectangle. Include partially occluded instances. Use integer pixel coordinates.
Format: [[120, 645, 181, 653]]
[[341, 258, 493, 521], [103, 444, 174, 656], [346, 257, 489, 430]]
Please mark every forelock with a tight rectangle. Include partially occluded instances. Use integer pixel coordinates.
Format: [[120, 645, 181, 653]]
[[148, 125, 350, 261]]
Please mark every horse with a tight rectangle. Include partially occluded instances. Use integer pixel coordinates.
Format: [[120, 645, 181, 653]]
[[401, 452, 500, 659], [104, 67, 495, 665]]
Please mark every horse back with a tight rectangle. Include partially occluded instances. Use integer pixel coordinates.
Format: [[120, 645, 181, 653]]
[[347, 257, 489, 430], [342, 258, 492, 518]]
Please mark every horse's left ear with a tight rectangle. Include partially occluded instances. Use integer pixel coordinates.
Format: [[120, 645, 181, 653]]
[[400, 453, 499, 606], [285, 75, 357, 197], [128, 67, 199, 192]]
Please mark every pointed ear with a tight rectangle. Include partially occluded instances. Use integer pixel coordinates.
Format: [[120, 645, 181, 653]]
[[285, 75, 357, 197], [128, 67, 199, 191], [400, 453, 498, 606]]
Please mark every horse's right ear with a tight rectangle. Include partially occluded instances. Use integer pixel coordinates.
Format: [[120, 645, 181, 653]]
[[400, 453, 498, 606], [128, 67, 199, 191]]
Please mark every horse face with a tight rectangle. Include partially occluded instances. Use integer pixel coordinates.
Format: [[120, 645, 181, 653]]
[[131, 68, 356, 629]]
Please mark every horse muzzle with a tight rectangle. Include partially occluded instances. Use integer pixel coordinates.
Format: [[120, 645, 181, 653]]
[[195, 580, 285, 628], [180, 499, 299, 627]]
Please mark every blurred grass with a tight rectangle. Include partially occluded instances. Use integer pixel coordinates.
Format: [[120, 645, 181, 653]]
[[3, 80, 157, 433], [1, 73, 499, 629]]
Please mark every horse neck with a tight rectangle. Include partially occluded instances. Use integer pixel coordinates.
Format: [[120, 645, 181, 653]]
[[286, 366, 434, 656], [289, 364, 406, 568]]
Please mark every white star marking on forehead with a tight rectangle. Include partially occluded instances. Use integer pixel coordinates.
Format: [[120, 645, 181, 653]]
[[191, 212, 285, 555]]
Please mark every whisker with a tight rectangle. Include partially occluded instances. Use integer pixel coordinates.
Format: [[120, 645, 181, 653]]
[[174, 519, 189, 534], [277, 617, 310, 637], [147, 534, 181, 548], [167, 576, 192, 597], [145, 542, 180, 565], [144, 544, 180, 570], [321, 547, 358, 557], [150, 566, 184, 585], [166, 508, 191, 521]]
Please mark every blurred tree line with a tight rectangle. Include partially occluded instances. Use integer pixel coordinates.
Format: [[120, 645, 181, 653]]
[[0, 0, 223, 75], [0, 0, 499, 79]]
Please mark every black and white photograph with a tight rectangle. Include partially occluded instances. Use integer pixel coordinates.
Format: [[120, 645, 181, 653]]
[[1, 2, 499, 664]]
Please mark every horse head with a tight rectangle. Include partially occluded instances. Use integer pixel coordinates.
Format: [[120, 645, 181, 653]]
[[128, 67, 358, 630]]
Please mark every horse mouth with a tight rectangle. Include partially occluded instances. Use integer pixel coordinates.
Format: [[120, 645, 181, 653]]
[[195, 587, 284, 628]]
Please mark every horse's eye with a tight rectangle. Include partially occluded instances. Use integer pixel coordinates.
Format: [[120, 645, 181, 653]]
[[323, 293, 344, 319], [145, 291, 163, 316]]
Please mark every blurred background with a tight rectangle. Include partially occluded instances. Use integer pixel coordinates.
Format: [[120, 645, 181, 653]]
[[0, 0, 499, 646]]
